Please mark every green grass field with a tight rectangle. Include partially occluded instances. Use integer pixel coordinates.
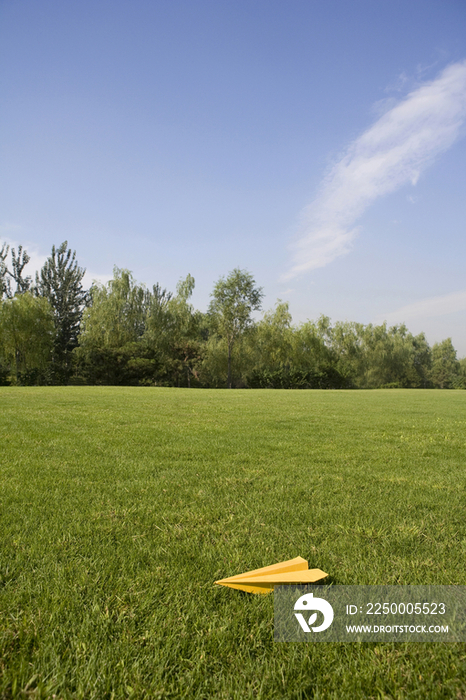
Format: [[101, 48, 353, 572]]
[[1, 387, 465, 699]]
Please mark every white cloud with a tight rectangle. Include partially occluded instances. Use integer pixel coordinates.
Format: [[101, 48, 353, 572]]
[[82, 270, 113, 288], [377, 289, 466, 324], [284, 60, 466, 280]]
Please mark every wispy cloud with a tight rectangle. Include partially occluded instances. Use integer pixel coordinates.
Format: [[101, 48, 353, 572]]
[[284, 60, 466, 279], [377, 289, 466, 324]]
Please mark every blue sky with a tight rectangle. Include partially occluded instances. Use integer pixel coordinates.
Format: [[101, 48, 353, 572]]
[[1, 0, 466, 354]]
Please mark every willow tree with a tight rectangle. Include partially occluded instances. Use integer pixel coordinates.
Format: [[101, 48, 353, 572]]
[[77, 268, 158, 385], [431, 338, 459, 389], [0, 292, 54, 384], [80, 268, 149, 348]]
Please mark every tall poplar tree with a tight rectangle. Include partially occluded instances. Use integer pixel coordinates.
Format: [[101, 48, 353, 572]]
[[0, 242, 32, 298], [36, 241, 88, 383]]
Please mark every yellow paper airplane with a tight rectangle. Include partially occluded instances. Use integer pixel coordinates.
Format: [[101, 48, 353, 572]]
[[215, 556, 328, 594]]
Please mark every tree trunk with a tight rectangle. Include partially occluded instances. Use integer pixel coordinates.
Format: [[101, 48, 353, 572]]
[[227, 342, 232, 389]]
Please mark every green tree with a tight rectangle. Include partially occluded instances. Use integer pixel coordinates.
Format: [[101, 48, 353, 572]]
[[253, 301, 293, 371], [143, 274, 204, 387], [167, 275, 204, 387], [80, 268, 149, 348], [0, 243, 9, 299], [77, 268, 163, 385], [35, 241, 88, 383], [456, 357, 466, 389], [431, 338, 459, 389], [199, 335, 229, 387], [289, 316, 344, 388], [0, 292, 54, 384], [208, 269, 263, 388], [0, 242, 32, 298], [351, 323, 431, 389], [247, 301, 296, 388], [10, 246, 32, 294], [331, 320, 365, 387], [408, 332, 432, 388], [292, 316, 334, 370]]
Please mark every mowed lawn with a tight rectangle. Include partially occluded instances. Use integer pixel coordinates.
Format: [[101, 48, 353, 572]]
[[1, 387, 465, 699]]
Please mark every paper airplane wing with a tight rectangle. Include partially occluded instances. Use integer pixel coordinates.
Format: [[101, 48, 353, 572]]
[[215, 557, 328, 594], [217, 556, 308, 582]]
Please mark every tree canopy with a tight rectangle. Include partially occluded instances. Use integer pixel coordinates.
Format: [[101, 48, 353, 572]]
[[0, 239, 464, 389], [0, 292, 54, 384], [35, 241, 88, 382], [208, 269, 263, 388]]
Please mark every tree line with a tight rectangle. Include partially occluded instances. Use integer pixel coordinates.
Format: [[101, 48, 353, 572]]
[[1, 240, 465, 389]]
